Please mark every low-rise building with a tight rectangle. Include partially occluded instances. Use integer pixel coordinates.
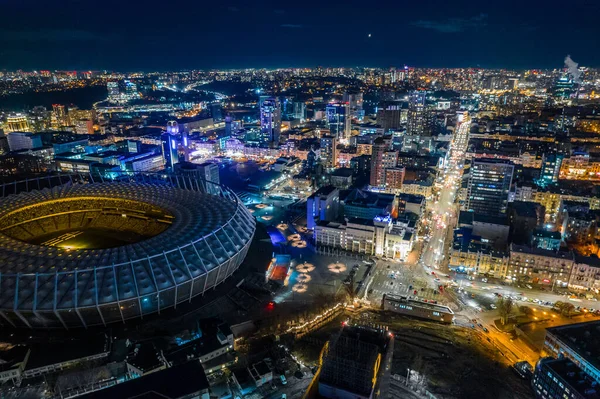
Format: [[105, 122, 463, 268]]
[[342, 189, 397, 221], [569, 254, 600, 292], [315, 215, 414, 259], [458, 211, 510, 249], [0, 346, 30, 384], [382, 294, 454, 323], [543, 321, 600, 383], [249, 361, 273, 388], [507, 244, 574, 286], [79, 360, 210, 399], [330, 168, 354, 189], [450, 227, 509, 277], [532, 229, 562, 251], [532, 357, 600, 399], [23, 334, 111, 380], [561, 211, 596, 245]]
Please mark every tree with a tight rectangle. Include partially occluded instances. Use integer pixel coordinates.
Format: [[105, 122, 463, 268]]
[[561, 303, 575, 317], [519, 305, 533, 316], [553, 301, 575, 316], [497, 297, 514, 325]]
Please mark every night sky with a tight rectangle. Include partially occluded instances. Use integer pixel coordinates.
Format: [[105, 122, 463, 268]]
[[1, 0, 599, 71]]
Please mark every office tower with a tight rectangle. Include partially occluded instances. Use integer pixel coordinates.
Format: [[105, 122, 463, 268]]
[[225, 114, 233, 136], [260, 97, 281, 147], [320, 135, 337, 169], [467, 159, 514, 216], [293, 101, 306, 121], [209, 103, 223, 122], [107, 81, 120, 100], [539, 153, 563, 187], [407, 91, 432, 136], [326, 102, 351, 141], [6, 114, 30, 132], [124, 80, 138, 99], [343, 91, 364, 120], [162, 121, 180, 169], [51, 104, 68, 129], [376, 101, 403, 132], [370, 137, 388, 187]]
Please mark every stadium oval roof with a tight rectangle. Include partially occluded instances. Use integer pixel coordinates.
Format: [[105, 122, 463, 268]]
[[0, 173, 256, 329]]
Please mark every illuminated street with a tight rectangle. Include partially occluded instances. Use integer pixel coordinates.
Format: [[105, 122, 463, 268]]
[[420, 115, 470, 273]]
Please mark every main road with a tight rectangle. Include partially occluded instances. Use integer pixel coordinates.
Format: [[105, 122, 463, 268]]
[[420, 115, 470, 272]]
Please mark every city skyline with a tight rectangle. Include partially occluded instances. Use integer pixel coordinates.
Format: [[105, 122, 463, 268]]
[[1, 0, 600, 70]]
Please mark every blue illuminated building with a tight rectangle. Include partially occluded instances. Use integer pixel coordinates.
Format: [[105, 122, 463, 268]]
[[260, 97, 281, 147], [326, 102, 351, 140]]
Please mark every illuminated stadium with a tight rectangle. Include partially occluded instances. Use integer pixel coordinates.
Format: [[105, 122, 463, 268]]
[[0, 173, 255, 329]]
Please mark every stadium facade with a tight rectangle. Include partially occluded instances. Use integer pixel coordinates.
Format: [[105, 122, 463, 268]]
[[0, 173, 256, 329]]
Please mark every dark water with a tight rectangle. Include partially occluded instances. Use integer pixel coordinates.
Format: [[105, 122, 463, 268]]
[[0, 86, 107, 111]]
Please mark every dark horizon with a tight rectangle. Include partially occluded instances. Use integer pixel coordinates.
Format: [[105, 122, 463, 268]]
[[1, 0, 599, 71]]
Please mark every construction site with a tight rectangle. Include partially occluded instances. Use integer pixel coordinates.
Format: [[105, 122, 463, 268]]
[[292, 310, 533, 399]]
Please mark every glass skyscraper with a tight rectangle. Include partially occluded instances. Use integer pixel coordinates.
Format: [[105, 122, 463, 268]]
[[467, 159, 514, 216], [260, 97, 281, 147], [326, 102, 351, 140]]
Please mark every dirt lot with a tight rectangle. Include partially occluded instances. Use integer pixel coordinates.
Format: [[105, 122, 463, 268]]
[[290, 310, 533, 399], [367, 311, 533, 399]]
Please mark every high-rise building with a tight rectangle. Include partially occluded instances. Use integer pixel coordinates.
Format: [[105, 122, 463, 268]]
[[467, 159, 514, 216], [209, 103, 224, 122], [538, 153, 563, 187], [260, 97, 281, 147], [6, 114, 30, 132], [124, 80, 138, 100], [326, 102, 351, 141], [320, 135, 338, 169], [407, 91, 432, 136], [376, 101, 403, 132], [51, 104, 68, 129], [307, 185, 339, 229], [293, 101, 306, 121], [343, 92, 364, 120], [225, 114, 233, 137], [107, 81, 120, 100], [370, 137, 388, 187], [162, 121, 180, 169]]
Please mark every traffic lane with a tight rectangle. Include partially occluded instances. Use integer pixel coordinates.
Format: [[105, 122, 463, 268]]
[[368, 260, 447, 304], [449, 277, 600, 310]]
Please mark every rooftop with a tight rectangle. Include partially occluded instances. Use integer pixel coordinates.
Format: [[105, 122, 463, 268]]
[[79, 360, 209, 399], [546, 320, 600, 372], [25, 334, 110, 371], [510, 243, 573, 260], [509, 201, 541, 218], [541, 357, 600, 398]]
